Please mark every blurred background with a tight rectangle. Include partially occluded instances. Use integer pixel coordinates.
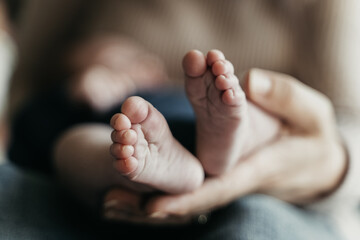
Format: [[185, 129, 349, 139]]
[[0, 0, 16, 163]]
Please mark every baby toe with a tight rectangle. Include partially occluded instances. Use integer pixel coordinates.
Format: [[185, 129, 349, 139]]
[[110, 143, 134, 159], [222, 86, 245, 106], [111, 129, 137, 145], [212, 60, 234, 76], [215, 74, 232, 90], [121, 96, 149, 124], [110, 113, 132, 131], [114, 157, 138, 175], [183, 50, 207, 78]]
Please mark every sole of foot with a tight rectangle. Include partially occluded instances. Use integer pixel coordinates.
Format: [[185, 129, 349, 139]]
[[110, 96, 204, 194]]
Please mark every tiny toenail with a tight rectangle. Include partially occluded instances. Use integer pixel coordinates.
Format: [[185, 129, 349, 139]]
[[115, 116, 122, 128], [111, 115, 119, 126], [220, 75, 226, 79], [115, 158, 138, 174], [122, 145, 133, 154], [229, 89, 235, 98], [125, 130, 135, 139], [124, 131, 131, 138]]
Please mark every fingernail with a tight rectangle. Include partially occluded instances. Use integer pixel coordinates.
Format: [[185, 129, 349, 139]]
[[103, 200, 119, 209], [149, 211, 169, 219], [219, 74, 226, 80], [250, 70, 272, 95]]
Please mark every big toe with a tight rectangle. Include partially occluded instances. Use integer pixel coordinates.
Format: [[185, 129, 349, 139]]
[[121, 96, 149, 124], [182, 50, 207, 78]]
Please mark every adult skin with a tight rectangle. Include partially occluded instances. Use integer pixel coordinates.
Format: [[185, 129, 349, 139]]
[[102, 68, 347, 224]]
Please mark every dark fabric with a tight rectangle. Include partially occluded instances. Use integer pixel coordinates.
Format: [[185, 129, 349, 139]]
[[8, 87, 195, 174], [0, 162, 342, 240]]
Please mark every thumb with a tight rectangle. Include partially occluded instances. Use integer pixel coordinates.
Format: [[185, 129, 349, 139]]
[[243, 68, 334, 133]]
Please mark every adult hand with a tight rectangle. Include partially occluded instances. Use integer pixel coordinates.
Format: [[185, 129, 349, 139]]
[[102, 188, 193, 225], [102, 69, 347, 224]]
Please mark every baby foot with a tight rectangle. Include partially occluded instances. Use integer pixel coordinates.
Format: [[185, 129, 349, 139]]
[[110, 96, 204, 194], [183, 50, 248, 175], [183, 50, 280, 175]]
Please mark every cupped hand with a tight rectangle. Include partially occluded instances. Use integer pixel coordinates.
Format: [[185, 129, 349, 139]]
[[102, 69, 347, 224]]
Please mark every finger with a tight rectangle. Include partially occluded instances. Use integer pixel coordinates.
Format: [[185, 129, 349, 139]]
[[104, 208, 190, 225], [244, 68, 335, 133], [103, 188, 145, 218], [103, 188, 191, 225], [146, 162, 259, 216]]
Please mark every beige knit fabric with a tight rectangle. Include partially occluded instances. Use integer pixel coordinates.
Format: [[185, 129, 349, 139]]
[[8, 1, 360, 239]]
